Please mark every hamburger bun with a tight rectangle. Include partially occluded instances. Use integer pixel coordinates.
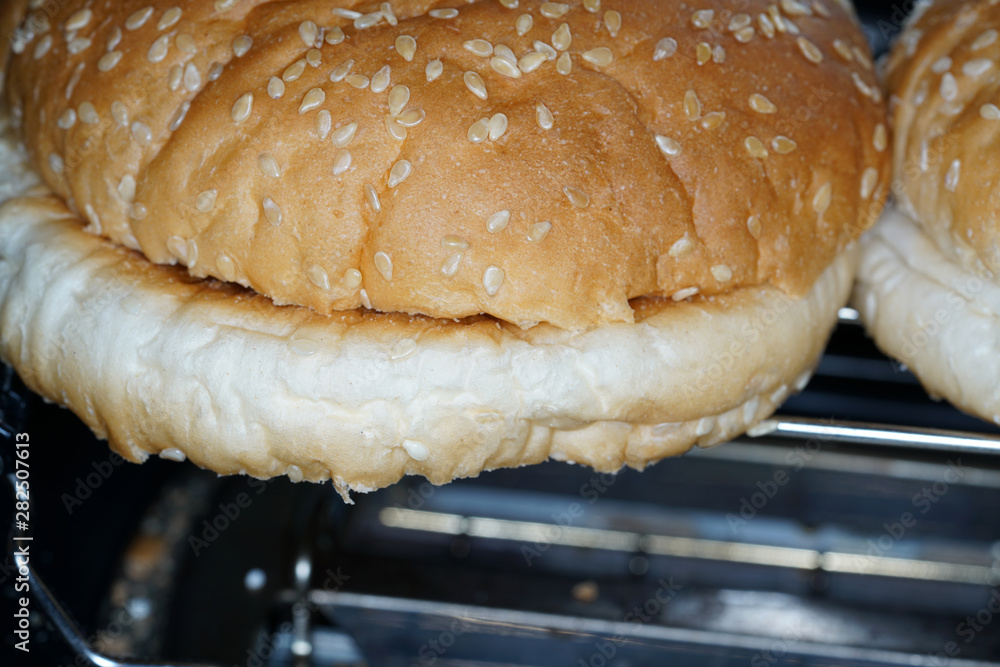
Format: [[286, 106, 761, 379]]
[[1, 0, 888, 497], [854, 0, 1000, 428]]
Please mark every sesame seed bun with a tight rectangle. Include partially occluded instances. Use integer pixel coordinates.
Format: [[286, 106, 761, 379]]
[[7, 0, 887, 330], [1, 0, 887, 494], [855, 0, 1000, 427]]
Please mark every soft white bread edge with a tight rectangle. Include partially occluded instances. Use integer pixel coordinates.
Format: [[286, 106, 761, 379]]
[[853, 206, 1000, 427]]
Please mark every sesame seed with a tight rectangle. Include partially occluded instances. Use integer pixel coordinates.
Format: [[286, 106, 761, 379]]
[[117, 175, 136, 202], [215, 0, 237, 11], [126, 7, 154, 30], [812, 182, 832, 213], [107, 27, 123, 51], [972, 29, 998, 51], [564, 186, 589, 208], [332, 122, 358, 147], [442, 235, 470, 250], [683, 90, 701, 120], [604, 10, 622, 37], [582, 47, 613, 66], [654, 38, 678, 60], [669, 237, 693, 257], [655, 135, 681, 156], [299, 88, 326, 114], [168, 101, 191, 131], [78, 102, 98, 124], [98, 51, 123, 71], [860, 167, 878, 199], [332, 148, 352, 175], [488, 113, 508, 140], [167, 236, 188, 264], [468, 117, 490, 143], [388, 160, 412, 188], [696, 42, 712, 65], [552, 23, 572, 50], [397, 108, 426, 127], [380, 2, 398, 26], [168, 65, 183, 91], [147, 35, 170, 63], [873, 124, 887, 151], [67, 37, 92, 55], [711, 264, 733, 282], [812, 1, 831, 18], [343, 268, 362, 289], [535, 41, 558, 60], [158, 7, 182, 30], [832, 39, 853, 61], [392, 340, 417, 361], [980, 103, 1000, 120], [182, 63, 201, 92], [747, 215, 762, 239], [131, 121, 153, 145], [796, 37, 823, 63], [396, 35, 417, 61], [326, 27, 345, 45], [307, 265, 330, 290], [196, 190, 217, 212], [541, 2, 570, 18], [963, 58, 994, 78], [499, 0, 519, 8], [306, 49, 322, 68], [316, 110, 332, 139], [388, 85, 410, 116], [232, 35, 253, 57], [931, 57, 952, 74], [217, 254, 236, 281], [173, 34, 195, 54], [330, 60, 354, 82], [465, 39, 493, 57], [258, 153, 281, 178], [332, 8, 362, 19], [749, 93, 777, 113], [285, 60, 308, 83], [519, 51, 547, 73], [384, 115, 407, 139], [757, 13, 775, 38], [374, 251, 393, 280], [734, 26, 754, 42], [492, 56, 523, 78], [728, 13, 752, 30], [268, 76, 285, 99], [112, 101, 128, 127], [781, 0, 812, 15], [441, 252, 464, 276], [671, 287, 699, 301], [691, 9, 714, 28], [355, 12, 383, 29], [426, 59, 443, 81], [231, 93, 253, 122], [289, 338, 318, 357], [487, 210, 510, 232], [701, 111, 725, 130], [713, 45, 726, 62], [346, 74, 370, 89], [360, 289, 372, 309], [429, 8, 459, 18], [262, 197, 282, 226], [771, 136, 797, 153], [365, 184, 381, 212], [851, 71, 873, 99], [744, 136, 768, 158], [940, 73, 958, 101], [371, 65, 391, 93], [556, 52, 572, 74], [129, 203, 147, 221], [945, 159, 960, 192], [526, 221, 552, 242], [516, 14, 533, 35], [584, 0, 601, 12], [483, 266, 504, 296], [536, 102, 554, 129], [65, 9, 93, 32], [464, 71, 488, 99]]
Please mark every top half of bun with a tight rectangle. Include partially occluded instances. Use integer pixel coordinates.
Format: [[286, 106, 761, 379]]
[[6, 0, 888, 329], [886, 0, 1000, 281]]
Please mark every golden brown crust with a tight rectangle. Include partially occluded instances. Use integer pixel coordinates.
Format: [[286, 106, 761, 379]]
[[885, 0, 1000, 279], [6, 0, 887, 329]]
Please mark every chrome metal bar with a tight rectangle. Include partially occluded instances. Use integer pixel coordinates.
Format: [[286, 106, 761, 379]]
[[837, 306, 861, 324], [750, 416, 1000, 456]]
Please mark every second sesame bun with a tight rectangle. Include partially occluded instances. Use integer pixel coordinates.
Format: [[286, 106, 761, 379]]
[[6, 0, 888, 330]]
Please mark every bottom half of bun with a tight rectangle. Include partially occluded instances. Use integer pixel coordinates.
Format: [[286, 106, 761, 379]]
[[854, 206, 1000, 428], [0, 191, 855, 499]]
